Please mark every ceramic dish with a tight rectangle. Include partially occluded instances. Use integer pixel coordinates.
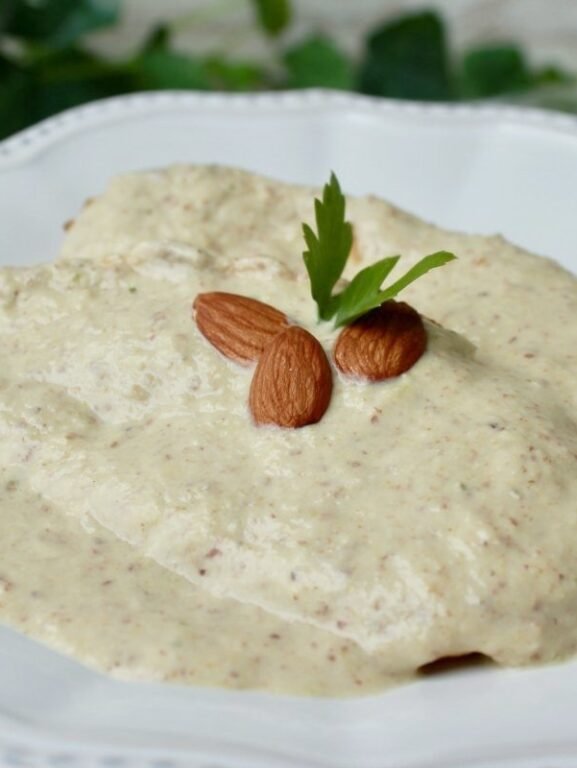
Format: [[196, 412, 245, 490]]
[[0, 90, 576, 768]]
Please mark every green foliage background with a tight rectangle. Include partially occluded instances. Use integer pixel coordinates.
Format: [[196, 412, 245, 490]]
[[0, 0, 575, 141]]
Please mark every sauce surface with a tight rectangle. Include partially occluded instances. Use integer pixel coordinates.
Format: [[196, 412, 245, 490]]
[[1, 166, 576, 695]]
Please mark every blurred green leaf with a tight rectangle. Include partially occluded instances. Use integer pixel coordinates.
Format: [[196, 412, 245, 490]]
[[533, 64, 575, 87], [359, 10, 453, 100], [37, 46, 124, 81], [0, 47, 131, 137], [4, 0, 120, 49], [140, 23, 172, 54], [1, 2, 577, 145], [128, 23, 210, 90], [0, 0, 18, 35], [133, 24, 265, 92], [31, 77, 123, 121], [251, 0, 291, 37], [130, 50, 212, 91], [32, 48, 130, 120], [283, 35, 354, 90], [459, 45, 532, 98], [500, 82, 577, 113], [0, 55, 35, 139], [205, 57, 266, 90]]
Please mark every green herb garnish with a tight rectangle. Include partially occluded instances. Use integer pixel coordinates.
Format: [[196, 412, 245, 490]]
[[302, 173, 456, 327]]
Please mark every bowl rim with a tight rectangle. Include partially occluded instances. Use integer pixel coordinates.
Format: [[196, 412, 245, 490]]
[[1, 88, 577, 166]]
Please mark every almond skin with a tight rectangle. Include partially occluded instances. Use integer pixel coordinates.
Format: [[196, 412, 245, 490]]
[[333, 300, 427, 381], [193, 292, 289, 366], [249, 327, 333, 428]]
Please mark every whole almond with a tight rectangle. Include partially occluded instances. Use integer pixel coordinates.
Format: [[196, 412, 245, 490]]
[[193, 292, 288, 366], [250, 327, 333, 428], [333, 300, 426, 381]]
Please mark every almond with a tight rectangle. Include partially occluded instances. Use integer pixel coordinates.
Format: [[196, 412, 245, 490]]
[[333, 300, 426, 381], [249, 327, 333, 428], [193, 292, 289, 366]]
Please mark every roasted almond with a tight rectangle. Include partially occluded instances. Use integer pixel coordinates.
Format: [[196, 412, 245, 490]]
[[333, 300, 426, 381], [193, 292, 289, 366], [249, 327, 333, 428]]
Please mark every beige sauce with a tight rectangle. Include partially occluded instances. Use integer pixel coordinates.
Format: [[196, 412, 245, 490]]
[[0, 480, 393, 694], [0, 165, 576, 695]]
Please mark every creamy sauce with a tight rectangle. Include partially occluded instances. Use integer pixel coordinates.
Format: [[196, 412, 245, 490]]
[[0, 481, 393, 694], [1, 165, 576, 695]]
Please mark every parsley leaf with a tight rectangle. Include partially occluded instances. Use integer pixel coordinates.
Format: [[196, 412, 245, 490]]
[[377, 250, 456, 301], [303, 173, 457, 327], [333, 256, 400, 326], [334, 250, 456, 326], [302, 172, 352, 321]]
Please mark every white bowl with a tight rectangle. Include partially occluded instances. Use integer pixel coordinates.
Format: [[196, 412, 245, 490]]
[[1, 90, 576, 768]]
